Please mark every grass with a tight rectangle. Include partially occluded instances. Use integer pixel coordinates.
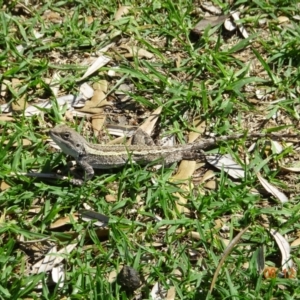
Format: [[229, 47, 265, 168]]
[[1, 0, 300, 299]]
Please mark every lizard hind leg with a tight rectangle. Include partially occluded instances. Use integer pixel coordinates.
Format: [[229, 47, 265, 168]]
[[131, 128, 155, 146], [182, 149, 206, 161]]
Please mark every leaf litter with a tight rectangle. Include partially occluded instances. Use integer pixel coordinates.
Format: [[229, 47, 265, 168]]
[[1, 0, 300, 298]]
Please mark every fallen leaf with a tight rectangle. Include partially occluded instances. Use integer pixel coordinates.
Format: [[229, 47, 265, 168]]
[[192, 15, 230, 34], [206, 154, 245, 179], [78, 55, 111, 81], [43, 10, 62, 23], [0, 181, 11, 191], [3, 139, 32, 147], [224, 19, 236, 31], [108, 269, 118, 283], [165, 286, 176, 300], [257, 172, 288, 203], [201, 2, 222, 14], [105, 194, 117, 202], [92, 114, 106, 135], [279, 165, 300, 173], [269, 229, 293, 271], [52, 264, 65, 287], [277, 16, 289, 24], [200, 170, 215, 183], [30, 240, 79, 275], [49, 72, 61, 96], [291, 237, 300, 247], [204, 180, 216, 190], [121, 45, 154, 59], [231, 11, 249, 38], [115, 6, 131, 20], [50, 214, 78, 229], [80, 82, 94, 99], [93, 80, 108, 93]]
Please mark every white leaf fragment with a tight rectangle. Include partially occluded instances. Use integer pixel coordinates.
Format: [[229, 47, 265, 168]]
[[30, 240, 79, 274], [79, 55, 111, 81], [224, 19, 236, 31], [231, 11, 249, 38], [79, 82, 94, 99], [52, 264, 65, 287], [206, 154, 245, 179], [31, 246, 58, 274], [256, 173, 288, 203], [23, 95, 76, 116], [269, 229, 293, 271]]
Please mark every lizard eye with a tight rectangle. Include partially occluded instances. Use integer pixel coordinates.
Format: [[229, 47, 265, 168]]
[[64, 132, 70, 139]]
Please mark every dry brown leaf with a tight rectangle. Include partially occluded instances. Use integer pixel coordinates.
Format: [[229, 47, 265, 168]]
[[43, 11, 62, 23], [214, 219, 223, 229], [50, 214, 78, 229], [93, 80, 108, 93], [271, 141, 283, 154], [108, 269, 118, 283], [11, 78, 28, 111], [122, 45, 154, 59], [105, 194, 117, 202], [172, 161, 197, 181], [86, 16, 94, 24], [115, 6, 131, 20], [189, 231, 201, 240], [91, 89, 106, 105], [145, 242, 164, 247], [204, 180, 217, 190], [92, 114, 106, 135], [31, 246, 58, 274], [3, 139, 32, 147], [76, 106, 104, 114], [291, 237, 300, 247], [0, 79, 10, 97], [172, 119, 206, 214], [200, 170, 215, 183], [165, 286, 176, 300], [126, 106, 162, 146], [24, 95, 74, 117], [277, 16, 289, 24], [188, 120, 206, 143], [150, 282, 164, 300], [0, 181, 11, 191]]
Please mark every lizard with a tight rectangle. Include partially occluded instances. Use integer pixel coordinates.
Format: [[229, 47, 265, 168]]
[[49, 124, 298, 185]]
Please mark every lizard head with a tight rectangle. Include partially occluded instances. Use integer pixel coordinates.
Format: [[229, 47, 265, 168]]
[[49, 125, 87, 159]]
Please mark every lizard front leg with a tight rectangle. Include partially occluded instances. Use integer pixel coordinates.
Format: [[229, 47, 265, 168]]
[[71, 156, 95, 185]]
